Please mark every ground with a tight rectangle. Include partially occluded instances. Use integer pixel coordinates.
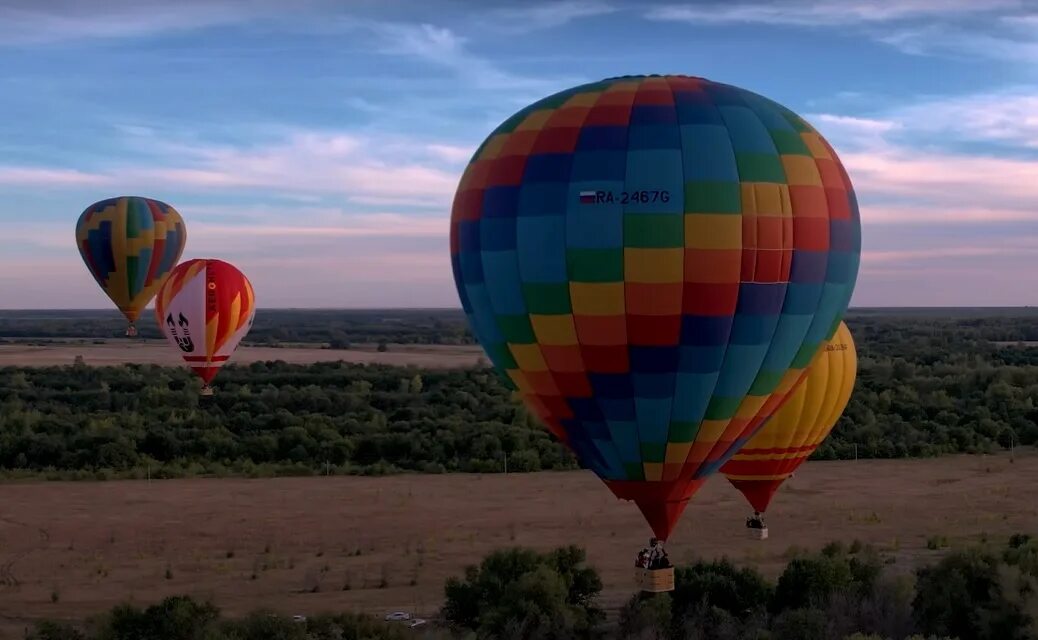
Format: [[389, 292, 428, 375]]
[[0, 340, 484, 369], [0, 452, 1035, 637]]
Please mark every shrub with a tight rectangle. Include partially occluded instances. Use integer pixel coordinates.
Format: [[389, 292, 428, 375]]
[[442, 545, 602, 639], [913, 547, 1038, 640], [672, 558, 773, 622]]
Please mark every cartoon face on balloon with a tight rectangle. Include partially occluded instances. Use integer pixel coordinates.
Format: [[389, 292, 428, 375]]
[[449, 75, 861, 540]]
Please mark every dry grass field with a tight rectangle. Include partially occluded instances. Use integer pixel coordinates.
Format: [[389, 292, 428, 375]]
[[0, 452, 1035, 636], [0, 340, 485, 369]]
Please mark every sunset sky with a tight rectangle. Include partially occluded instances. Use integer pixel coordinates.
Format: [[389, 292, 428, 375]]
[[0, 0, 1036, 308]]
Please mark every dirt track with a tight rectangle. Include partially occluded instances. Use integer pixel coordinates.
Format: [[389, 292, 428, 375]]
[[0, 453, 1035, 636], [0, 341, 484, 369]]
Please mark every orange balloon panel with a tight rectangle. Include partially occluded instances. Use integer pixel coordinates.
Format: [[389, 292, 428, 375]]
[[720, 321, 857, 512], [154, 259, 255, 385]]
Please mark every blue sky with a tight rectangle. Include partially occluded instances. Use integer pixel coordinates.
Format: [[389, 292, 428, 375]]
[[0, 0, 1036, 308]]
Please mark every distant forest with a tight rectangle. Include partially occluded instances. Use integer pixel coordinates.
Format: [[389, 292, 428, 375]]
[[0, 309, 1037, 478], [0, 308, 473, 346]]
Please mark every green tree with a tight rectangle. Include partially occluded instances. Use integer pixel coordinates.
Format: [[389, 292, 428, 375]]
[[672, 558, 773, 622], [442, 546, 602, 639], [913, 547, 1037, 640]]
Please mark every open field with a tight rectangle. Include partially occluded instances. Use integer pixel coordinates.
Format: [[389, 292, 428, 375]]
[[0, 453, 1035, 636], [0, 340, 485, 369]]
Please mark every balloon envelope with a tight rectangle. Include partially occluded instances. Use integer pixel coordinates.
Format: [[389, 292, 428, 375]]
[[449, 75, 861, 540], [721, 321, 857, 512], [75, 196, 187, 326], [154, 258, 255, 386]]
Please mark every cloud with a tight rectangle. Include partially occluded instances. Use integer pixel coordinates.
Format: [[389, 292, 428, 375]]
[[192, 213, 444, 241], [0, 130, 465, 206], [483, 1, 618, 32], [425, 143, 476, 164], [645, 0, 1018, 27], [863, 204, 1037, 225], [364, 20, 570, 91], [861, 245, 1034, 265], [0, 0, 319, 45], [645, 1, 1038, 64], [808, 114, 902, 146], [842, 148, 1038, 208], [810, 88, 1038, 233], [0, 166, 110, 186], [887, 90, 1038, 148], [136, 133, 459, 203], [876, 23, 1038, 62]]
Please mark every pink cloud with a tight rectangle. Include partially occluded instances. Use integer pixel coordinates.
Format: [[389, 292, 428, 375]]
[[0, 166, 111, 186], [842, 148, 1038, 207], [861, 204, 1037, 225]]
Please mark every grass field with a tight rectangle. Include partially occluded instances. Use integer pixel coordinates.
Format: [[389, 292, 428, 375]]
[[0, 452, 1035, 636], [0, 340, 485, 369]]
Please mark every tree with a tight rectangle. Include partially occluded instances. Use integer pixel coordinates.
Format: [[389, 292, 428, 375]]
[[442, 546, 602, 639], [913, 547, 1037, 640], [672, 558, 773, 622]]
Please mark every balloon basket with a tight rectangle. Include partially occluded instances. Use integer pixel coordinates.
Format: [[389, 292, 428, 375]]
[[749, 527, 769, 541], [125, 325, 138, 337], [635, 567, 675, 593], [200, 385, 215, 397]]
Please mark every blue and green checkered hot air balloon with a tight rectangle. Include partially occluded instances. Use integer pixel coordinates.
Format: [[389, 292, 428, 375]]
[[449, 75, 861, 540]]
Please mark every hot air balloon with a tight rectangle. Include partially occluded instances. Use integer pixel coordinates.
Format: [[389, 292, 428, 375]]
[[722, 321, 857, 539], [75, 196, 187, 336], [154, 259, 255, 395], [449, 75, 861, 556]]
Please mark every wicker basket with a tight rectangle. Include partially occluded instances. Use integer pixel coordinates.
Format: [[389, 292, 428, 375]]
[[635, 567, 675, 593]]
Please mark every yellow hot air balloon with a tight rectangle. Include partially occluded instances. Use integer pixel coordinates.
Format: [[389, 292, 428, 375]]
[[720, 321, 857, 527]]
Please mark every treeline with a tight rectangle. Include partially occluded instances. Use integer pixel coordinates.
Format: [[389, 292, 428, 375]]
[[615, 534, 1038, 640], [0, 309, 473, 345], [0, 361, 576, 478], [821, 313, 1038, 458], [24, 535, 1038, 639], [6, 307, 1038, 348], [2, 311, 1038, 477]]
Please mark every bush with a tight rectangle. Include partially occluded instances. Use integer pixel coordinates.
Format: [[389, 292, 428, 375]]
[[26, 621, 87, 640], [672, 558, 773, 622], [770, 608, 829, 640], [913, 547, 1038, 640], [618, 593, 672, 640], [28, 597, 414, 640], [442, 545, 602, 639], [98, 596, 219, 640]]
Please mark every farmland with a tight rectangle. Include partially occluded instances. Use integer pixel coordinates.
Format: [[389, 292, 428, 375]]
[[0, 340, 483, 369], [0, 453, 1035, 635]]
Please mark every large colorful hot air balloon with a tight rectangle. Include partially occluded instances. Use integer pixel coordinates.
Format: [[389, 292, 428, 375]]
[[449, 75, 861, 542], [722, 321, 857, 524], [75, 196, 187, 336], [154, 259, 255, 395]]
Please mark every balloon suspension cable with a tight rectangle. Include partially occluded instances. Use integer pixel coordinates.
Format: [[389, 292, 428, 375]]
[[200, 384, 215, 397], [125, 323, 138, 337]]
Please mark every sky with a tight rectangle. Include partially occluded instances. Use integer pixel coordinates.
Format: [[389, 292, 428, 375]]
[[0, 0, 1036, 309]]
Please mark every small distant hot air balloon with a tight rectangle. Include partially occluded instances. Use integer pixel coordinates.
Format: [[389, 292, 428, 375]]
[[75, 196, 187, 336], [721, 321, 857, 538], [154, 259, 255, 395], [449, 74, 862, 567]]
